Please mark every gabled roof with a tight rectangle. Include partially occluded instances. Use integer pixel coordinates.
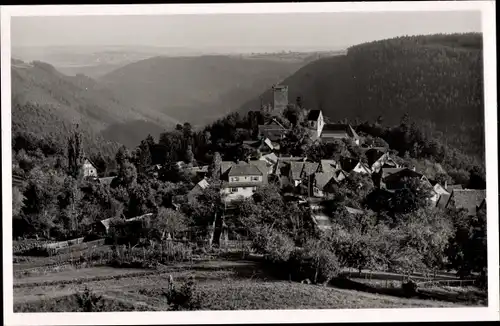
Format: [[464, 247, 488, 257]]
[[307, 110, 322, 121], [446, 189, 486, 215], [446, 184, 463, 192], [83, 157, 97, 168], [380, 167, 406, 180], [335, 169, 348, 180], [320, 124, 360, 140], [248, 160, 269, 177], [366, 149, 387, 166], [197, 178, 210, 190], [314, 172, 336, 190], [220, 161, 234, 176], [227, 162, 263, 177], [312, 212, 332, 230], [436, 194, 451, 209], [339, 156, 360, 172], [98, 177, 116, 186], [302, 162, 320, 177], [289, 162, 305, 180], [320, 160, 339, 173], [382, 168, 425, 186]]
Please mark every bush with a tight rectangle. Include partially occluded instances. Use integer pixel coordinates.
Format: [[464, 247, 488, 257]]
[[76, 287, 105, 312], [252, 228, 294, 263], [163, 277, 202, 311], [288, 243, 341, 285]]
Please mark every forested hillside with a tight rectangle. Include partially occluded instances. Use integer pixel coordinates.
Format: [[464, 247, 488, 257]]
[[11, 59, 177, 149], [99, 55, 306, 127], [240, 33, 484, 159]]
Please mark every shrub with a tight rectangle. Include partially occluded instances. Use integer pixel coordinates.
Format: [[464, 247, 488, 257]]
[[252, 228, 294, 263], [75, 287, 105, 312], [163, 277, 202, 311], [288, 242, 341, 284], [108, 241, 193, 268]]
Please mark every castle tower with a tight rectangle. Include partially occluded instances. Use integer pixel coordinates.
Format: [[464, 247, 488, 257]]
[[272, 84, 288, 112]]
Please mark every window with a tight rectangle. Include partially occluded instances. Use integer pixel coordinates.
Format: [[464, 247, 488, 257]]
[[252, 187, 257, 191], [230, 188, 238, 193], [251, 176, 260, 181]]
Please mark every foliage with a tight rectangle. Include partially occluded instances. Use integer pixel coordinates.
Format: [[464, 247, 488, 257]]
[[163, 277, 202, 311], [75, 287, 105, 312], [251, 227, 295, 263], [288, 239, 341, 284]]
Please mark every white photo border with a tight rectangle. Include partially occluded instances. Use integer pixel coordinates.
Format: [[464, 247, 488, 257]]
[[1, 1, 498, 325]]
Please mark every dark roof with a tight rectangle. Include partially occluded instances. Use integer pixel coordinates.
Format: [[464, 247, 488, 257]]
[[446, 184, 463, 191], [307, 110, 321, 121], [98, 177, 116, 186], [380, 167, 406, 180], [366, 149, 387, 166], [447, 189, 486, 215], [339, 156, 359, 172], [227, 162, 263, 177], [436, 194, 451, 209], [321, 124, 359, 140], [314, 172, 336, 190]]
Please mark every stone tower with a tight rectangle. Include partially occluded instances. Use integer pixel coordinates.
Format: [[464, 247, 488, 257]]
[[272, 84, 288, 112]]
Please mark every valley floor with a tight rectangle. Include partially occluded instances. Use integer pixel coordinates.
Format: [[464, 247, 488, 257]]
[[13, 255, 486, 312]]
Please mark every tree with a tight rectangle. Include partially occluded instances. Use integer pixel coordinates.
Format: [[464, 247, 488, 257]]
[[135, 140, 152, 174], [115, 146, 132, 167], [184, 145, 195, 165], [113, 161, 138, 189], [153, 208, 190, 239], [67, 128, 84, 180], [12, 186, 25, 217]]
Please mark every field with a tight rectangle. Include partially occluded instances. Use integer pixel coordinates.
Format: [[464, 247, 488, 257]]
[[12, 244, 487, 312]]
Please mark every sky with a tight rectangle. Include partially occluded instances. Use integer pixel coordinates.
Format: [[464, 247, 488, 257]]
[[11, 11, 482, 52]]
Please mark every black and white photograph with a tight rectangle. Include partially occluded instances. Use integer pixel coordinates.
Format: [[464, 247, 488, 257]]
[[1, 2, 498, 325]]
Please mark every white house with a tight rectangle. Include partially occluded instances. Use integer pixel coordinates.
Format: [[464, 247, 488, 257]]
[[307, 110, 325, 139], [220, 161, 267, 202], [83, 158, 98, 177]]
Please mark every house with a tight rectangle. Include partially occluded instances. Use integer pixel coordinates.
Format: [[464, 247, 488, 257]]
[[83, 158, 98, 177], [310, 172, 338, 198], [93, 217, 114, 236], [185, 165, 210, 179], [272, 84, 289, 112], [318, 159, 341, 173], [257, 119, 288, 142], [306, 110, 325, 139], [273, 156, 308, 188], [242, 138, 274, 153], [259, 153, 279, 173], [301, 162, 320, 179], [319, 124, 360, 145], [220, 161, 268, 203], [339, 157, 371, 174], [444, 189, 486, 216], [187, 178, 210, 203], [98, 176, 116, 187], [380, 167, 431, 191], [429, 180, 450, 206], [366, 149, 399, 173], [446, 184, 463, 192]]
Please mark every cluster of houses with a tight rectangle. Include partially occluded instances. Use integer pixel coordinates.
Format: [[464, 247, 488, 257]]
[[80, 84, 486, 235]]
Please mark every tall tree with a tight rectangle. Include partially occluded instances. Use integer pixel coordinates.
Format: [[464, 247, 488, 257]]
[[67, 128, 84, 180]]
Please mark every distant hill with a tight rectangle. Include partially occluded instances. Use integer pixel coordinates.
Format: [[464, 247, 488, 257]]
[[11, 59, 177, 149], [98, 55, 307, 127], [241, 33, 484, 158]]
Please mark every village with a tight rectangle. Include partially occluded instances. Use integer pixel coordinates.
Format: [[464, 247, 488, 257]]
[[72, 84, 487, 248]]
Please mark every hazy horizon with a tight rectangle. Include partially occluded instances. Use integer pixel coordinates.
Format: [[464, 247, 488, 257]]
[[12, 11, 481, 53]]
